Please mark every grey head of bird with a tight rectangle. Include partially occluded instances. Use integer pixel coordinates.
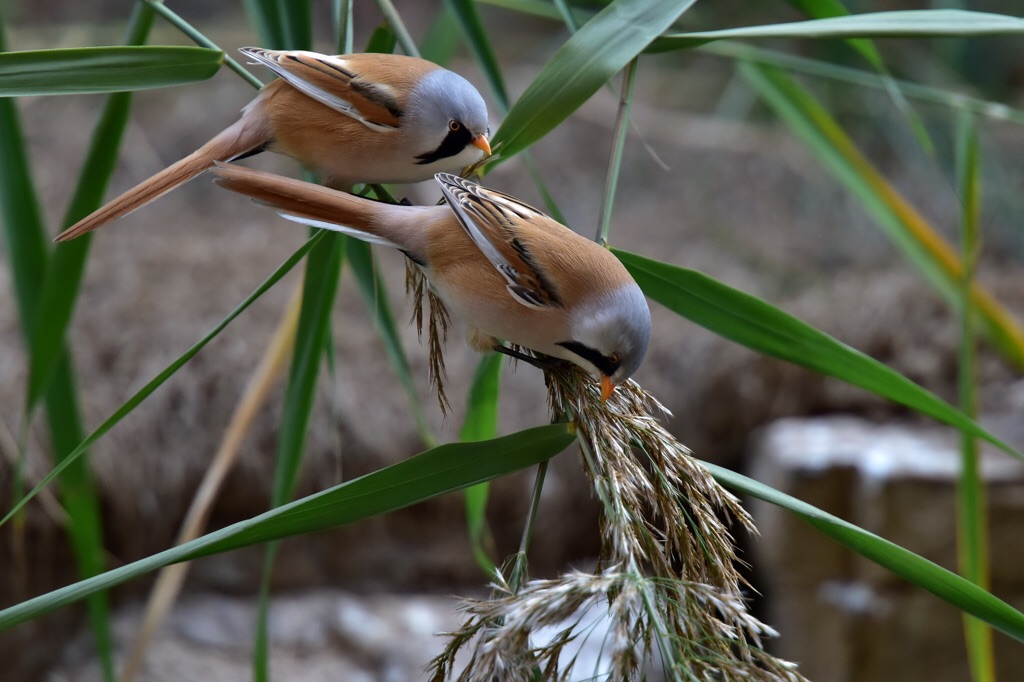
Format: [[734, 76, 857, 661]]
[[556, 283, 652, 397], [408, 69, 490, 169]]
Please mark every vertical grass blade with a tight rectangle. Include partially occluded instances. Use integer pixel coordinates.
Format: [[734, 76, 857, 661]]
[[257, 228, 345, 682], [347, 240, 435, 445], [459, 353, 504, 575], [439, 0, 566, 220], [595, 57, 637, 244], [271, 233, 345, 511], [740, 61, 1024, 370], [242, 0, 285, 49], [333, 0, 353, 54], [278, 0, 312, 51], [954, 112, 995, 682], [420, 6, 461, 66], [0, 4, 158, 679], [443, 0, 510, 109], [375, 0, 420, 57]]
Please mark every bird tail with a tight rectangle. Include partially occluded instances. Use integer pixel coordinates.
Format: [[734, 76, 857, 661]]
[[54, 113, 272, 242], [210, 163, 411, 252]]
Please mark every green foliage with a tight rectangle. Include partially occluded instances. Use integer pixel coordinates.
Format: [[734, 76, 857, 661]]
[[2, 2, 1023, 679], [0, 46, 222, 95]]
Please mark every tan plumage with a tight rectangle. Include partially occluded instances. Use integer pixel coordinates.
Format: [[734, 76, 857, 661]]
[[211, 163, 651, 395], [55, 48, 490, 242]]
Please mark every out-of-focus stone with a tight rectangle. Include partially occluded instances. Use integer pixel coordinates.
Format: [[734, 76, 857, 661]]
[[749, 415, 1024, 682], [49, 591, 467, 682]]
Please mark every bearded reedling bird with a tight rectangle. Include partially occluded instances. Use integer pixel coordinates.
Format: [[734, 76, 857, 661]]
[[55, 47, 491, 242], [211, 163, 651, 398]]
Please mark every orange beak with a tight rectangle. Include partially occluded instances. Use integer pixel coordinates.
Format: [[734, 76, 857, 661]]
[[600, 375, 616, 402], [471, 134, 492, 156]]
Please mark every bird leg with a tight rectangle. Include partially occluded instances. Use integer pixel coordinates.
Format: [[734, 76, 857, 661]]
[[492, 344, 570, 371]]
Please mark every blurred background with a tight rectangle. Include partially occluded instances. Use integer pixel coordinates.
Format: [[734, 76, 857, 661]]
[[2, 1, 1024, 680]]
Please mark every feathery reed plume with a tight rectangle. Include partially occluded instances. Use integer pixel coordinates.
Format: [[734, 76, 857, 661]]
[[431, 362, 805, 681], [407, 263, 450, 414]]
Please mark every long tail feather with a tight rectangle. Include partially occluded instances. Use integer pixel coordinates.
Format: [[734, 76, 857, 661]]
[[211, 162, 420, 254], [55, 114, 271, 242]]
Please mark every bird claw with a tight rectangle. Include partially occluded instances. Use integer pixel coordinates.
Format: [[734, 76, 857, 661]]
[[493, 345, 569, 371]]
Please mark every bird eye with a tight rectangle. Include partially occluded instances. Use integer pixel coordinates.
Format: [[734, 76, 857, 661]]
[[448, 120, 462, 132], [609, 352, 621, 367]]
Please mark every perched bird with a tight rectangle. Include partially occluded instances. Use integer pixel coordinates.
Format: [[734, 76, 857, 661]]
[[55, 47, 491, 242], [211, 163, 651, 398]]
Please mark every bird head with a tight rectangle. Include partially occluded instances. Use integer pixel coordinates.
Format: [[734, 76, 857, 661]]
[[557, 284, 651, 400], [411, 69, 490, 169]]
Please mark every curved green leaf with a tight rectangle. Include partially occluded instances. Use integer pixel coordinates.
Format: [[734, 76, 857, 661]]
[[705, 462, 1024, 643], [651, 10, 1024, 51], [0, 46, 222, 96], [490, 0, 696, 162], [1, 234, 325, 528], [614, 249, 1019, 459], [0, 424, 574, 629], [739, 62, 1024, 371]]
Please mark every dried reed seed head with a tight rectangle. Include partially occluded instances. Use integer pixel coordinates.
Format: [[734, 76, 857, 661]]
[[431, 569, 805, 681], [543, 363, 753, 586]]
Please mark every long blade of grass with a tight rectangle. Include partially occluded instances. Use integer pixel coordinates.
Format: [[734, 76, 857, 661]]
[[478, 0, 562, 20], [242, 0, 285, 49], [439, 0, 566, 221], [954, 112, 995, 682], [333, 0, 354, 54], [142, 0, 263, 88], [375, 0, 420, 57], [443, 0, 510, 109], [0, 424, 574, 629], [1, 233, 324, 528], [781, 0, 933, 154], [460, 353, 504, 575], [613, 249, 1020, 459], [704, 462, 1024, 643], [740, 61, 1024, 370], [253, 232, 344, 682], [278, 0, 312, 52], [251, 22, 395, 679], [271, 236, 346, 507], [699, 42, 1024, 126], [247, 5, 364, 671], [651, 9, 1024, 50], [489, 0, 697, 163], [595, 57, 637, 244], [551, 0, 581, 32], [0, 46, 222, 96], [0, 5, 163, 678], [783, 0, 882, 67], [346, 240, 435, 446], [119, 284, 301, 682], [420, 5, 461, 65]]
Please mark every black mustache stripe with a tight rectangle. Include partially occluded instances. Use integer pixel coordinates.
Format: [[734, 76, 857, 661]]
[[415, 124, 473, 165]]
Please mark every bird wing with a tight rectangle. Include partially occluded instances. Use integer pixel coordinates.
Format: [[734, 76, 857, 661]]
[[240, 47, 402, 131], [435, 173, 562, 310]]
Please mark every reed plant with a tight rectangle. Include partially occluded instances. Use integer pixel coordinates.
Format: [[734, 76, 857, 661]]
[[2, 1, 1024, 680]]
